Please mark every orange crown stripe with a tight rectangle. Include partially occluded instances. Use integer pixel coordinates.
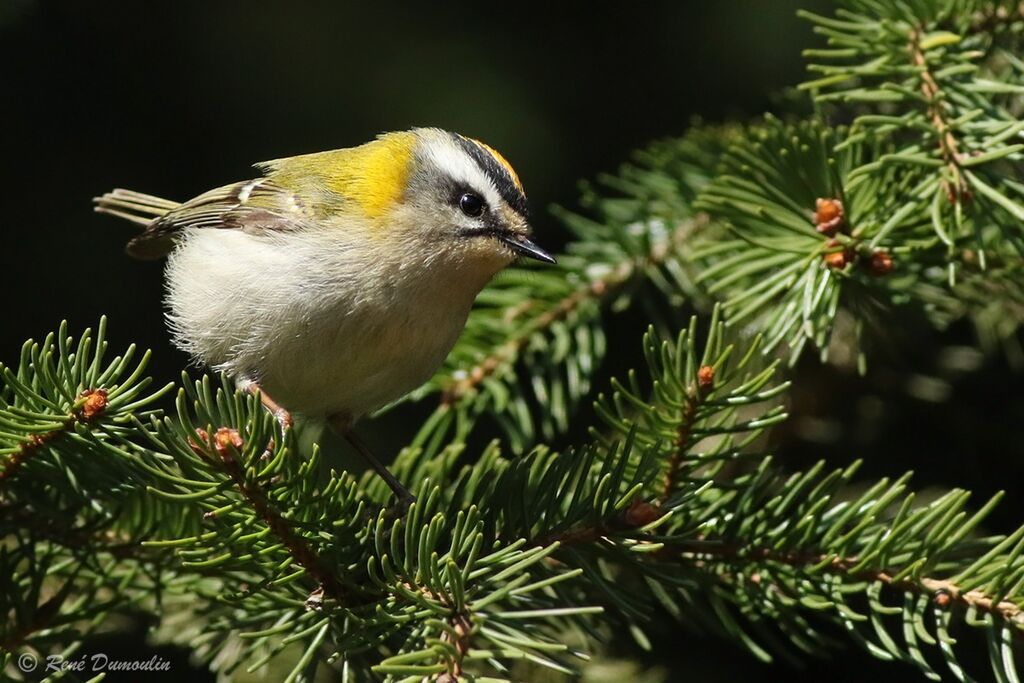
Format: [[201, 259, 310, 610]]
[[469, 138, 524, 194]]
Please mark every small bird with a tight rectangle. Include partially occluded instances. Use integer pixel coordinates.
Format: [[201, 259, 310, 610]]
[[94, 128, 554, 505]]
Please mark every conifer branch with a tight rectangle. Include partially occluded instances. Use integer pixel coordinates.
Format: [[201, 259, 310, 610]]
[[0, 389, 108, 482], [195, 426, 347, 602], [660, 364, 714, 503], [676, 541, 1024, 630], [437, 612, 472, 682], [528, 498, 664, 550], [909, 26, 969, 201]]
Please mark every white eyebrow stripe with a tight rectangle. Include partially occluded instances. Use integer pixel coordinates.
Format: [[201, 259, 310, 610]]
[[422, 136, 503, 208]]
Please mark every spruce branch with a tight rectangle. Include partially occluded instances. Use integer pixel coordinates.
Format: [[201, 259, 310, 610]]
[[908, 25, 971, 202], [800, 0, 1024, 258], [592, 309, 789, 493], [0, 389, 108, 482], [104, 373, 601, 681], [0, 320, 177, 667], [137, 375, 370, 611], [529, 317, 1024, 681], [193, 425, 348, 602], [669, 537, 1024, 631], [380, 311, 1024, 680], [0, 319, 170, 494], [666, 458, 1024, 681]]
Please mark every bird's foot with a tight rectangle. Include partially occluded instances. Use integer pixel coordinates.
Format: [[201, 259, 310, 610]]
[[237, 377, 293, 432], [272, 406, 293, 432]]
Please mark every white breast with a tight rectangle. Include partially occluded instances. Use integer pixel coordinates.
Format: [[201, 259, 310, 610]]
[[164, 227, 490, 420]]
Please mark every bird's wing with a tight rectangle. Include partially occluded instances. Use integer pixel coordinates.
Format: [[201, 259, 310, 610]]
[[124, 179, 310, 260]]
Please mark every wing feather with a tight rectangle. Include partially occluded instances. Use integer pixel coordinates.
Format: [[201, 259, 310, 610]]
[[125, 179, 309, 260]]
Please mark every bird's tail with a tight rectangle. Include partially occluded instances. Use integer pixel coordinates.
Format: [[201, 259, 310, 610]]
[[93, 188, 180, 226]]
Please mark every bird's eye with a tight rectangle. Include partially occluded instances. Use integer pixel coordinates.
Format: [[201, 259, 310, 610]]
[[459, 192, 485, 217]]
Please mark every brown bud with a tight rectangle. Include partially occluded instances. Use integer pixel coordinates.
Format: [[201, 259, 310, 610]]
[[305, 587, 325, 611], [863, 250, 894, 276], [934, 590, 951, 608], [214, 427, 244, 458], [624, 499, 661, 526], [697, 365, 715, 391], [814, 197, 845, 236], [189, 428, 210, 457], [77, 389, 108, 421], [824, 250, 852, 269]]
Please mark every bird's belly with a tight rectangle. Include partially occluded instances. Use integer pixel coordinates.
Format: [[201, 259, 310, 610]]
[[165, 228, 487, 421], [258, 299, 467, 420]]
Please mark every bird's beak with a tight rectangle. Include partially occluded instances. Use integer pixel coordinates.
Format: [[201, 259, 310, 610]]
[[500, 233, 557, 264]]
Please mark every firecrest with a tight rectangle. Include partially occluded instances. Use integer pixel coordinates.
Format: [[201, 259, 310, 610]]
[[94, 128, 554, 503]]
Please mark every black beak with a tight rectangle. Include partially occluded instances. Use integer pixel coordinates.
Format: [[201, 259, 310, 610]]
[[499, 233, 557, 264]]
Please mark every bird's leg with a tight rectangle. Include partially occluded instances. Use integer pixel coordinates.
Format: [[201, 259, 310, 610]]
[[328, 414, 415, 511], [237, 377, 293, 431]]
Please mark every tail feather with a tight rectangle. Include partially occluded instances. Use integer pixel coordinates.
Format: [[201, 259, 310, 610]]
[[93, 188, 180, 226]]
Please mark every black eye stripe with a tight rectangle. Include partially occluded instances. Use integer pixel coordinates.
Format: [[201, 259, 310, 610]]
[[450, 134, 529, 219]]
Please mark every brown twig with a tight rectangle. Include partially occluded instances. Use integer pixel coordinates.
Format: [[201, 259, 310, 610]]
[[440, 214, 709, 406], [530, 512, 1024, 629], [909, 27, 970, 203], [202, 428, 346, 603], [660, 388, 701, 503], [437, 612, 473, 682], [658, 364, 716, 502], [0, 389, 108, 483], [529, 497, 665, 550], [674, 540, 1024, 628], [531, 524, 608, 550]]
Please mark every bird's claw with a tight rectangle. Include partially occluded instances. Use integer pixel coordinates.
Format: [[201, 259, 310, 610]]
[[274, 408, 293, 432]]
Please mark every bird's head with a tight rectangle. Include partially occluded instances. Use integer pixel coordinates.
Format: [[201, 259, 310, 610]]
[[261, 128, 554, 289], [292, 128, 551, 274], [398, 128, 554, 270]]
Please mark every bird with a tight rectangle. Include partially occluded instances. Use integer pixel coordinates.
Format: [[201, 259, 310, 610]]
[[94, 128, 555, 505]]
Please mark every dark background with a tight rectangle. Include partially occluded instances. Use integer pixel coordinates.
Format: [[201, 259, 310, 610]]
[[2, 2, 1022, 681]]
